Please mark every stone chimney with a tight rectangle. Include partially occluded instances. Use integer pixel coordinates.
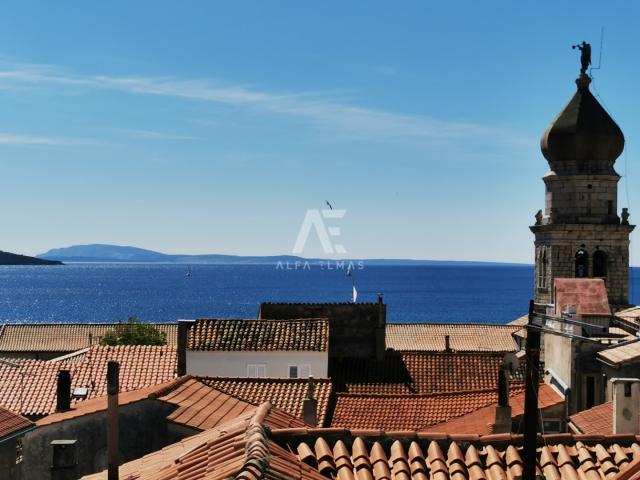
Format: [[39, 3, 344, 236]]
[[177, 320, 191, 376], [56, 370, 71, 413], [50, 439, 78, 480], [444, 335, 451, 353], [302, 376, 318, 427], [611, 378, 640, 434], [375, 293, 386, 361], [493, 367, 512, 433]]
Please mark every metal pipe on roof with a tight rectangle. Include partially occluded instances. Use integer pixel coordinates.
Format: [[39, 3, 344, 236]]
[[107, 361, 119, 480]]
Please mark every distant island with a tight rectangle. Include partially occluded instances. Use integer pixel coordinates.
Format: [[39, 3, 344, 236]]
[[0, 251, 63, 266], [38, 244, 528, 267]]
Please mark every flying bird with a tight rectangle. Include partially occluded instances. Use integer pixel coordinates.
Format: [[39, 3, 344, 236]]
[[325, 200, 333, 210]]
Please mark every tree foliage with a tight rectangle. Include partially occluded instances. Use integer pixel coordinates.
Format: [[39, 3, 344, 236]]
[[99, 317, 167, 346]]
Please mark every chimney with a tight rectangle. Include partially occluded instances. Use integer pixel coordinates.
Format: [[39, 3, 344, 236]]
[[611, 378, 640, 434], [494, 368, 512, 433], [302, 376, 318, 427], [177, 320, 190, 376], [56, 370, 71, 413], [444, 335, 451, 353], [50, 439, 78, 480], [375, 294, 386, 361], [107, 361, 120, 480]]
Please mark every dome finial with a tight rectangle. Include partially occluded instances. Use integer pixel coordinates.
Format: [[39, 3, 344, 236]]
[[572, 41, 591, 76]]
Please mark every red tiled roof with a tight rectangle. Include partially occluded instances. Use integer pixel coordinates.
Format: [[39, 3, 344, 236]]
[[83, 402, 326, 480], [83, 401, 640, 480], [272, 428, 640, 480], [330, 386, 532, 431], [423, 384, 564, 435], [0, 405, 33, 439], [616, 306, 640, 323], [0, 323, 177, 352], [599, 341, 640, 365], [570, 401, 613, 435], [331, 352, 527, 394], [36, 377, 187, 427], [0, 345, 177, 417], [555, 278, 611, 316], [186, 318, 329, 351], [201, 377, 333, 426], [386, 323, 520, 352]]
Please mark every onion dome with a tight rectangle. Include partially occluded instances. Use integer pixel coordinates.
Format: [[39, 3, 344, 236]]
[[540, 74, 624, 175]]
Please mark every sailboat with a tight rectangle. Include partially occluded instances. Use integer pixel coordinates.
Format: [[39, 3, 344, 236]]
[[185, 266, 192, 278]]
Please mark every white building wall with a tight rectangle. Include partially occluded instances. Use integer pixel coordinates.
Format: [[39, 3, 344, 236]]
[[186, 350, 328, 378]]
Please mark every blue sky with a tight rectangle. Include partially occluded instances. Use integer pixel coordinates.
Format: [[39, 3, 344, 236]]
[[1, 1, 639, 263]]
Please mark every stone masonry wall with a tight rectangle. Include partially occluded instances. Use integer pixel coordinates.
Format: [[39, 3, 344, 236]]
[[532, 224, 633, 306], [259, 302, 386, 360]]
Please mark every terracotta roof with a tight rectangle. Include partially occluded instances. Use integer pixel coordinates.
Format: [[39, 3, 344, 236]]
[[0, 323, 177, 352], [83, 400, 640, 480], [570, 401, 613, 435], [555, 278, 612, 316], [0, 345, 177, 417], [329, 382, 545, 431], [201, 377, 332, 426], [186, 318, 329, 351], [616, 306, 640, 324], [599, 340, 640, 365], [36, 377, 186, 427], [272, 428, 640, 480], [386, 323, 520, 352], [84, 402, 326, 480], [331, 352, 528, 394], [0, 405, 34, 440], [82, 402, 309, 480], [423, 384, 564, 435]]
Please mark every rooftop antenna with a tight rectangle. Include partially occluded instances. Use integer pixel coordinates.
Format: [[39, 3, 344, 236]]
[[590, 27, 604, 76]]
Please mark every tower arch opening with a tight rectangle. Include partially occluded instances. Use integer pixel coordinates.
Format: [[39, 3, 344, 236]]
[[575, 249, 589, 278], [593, 250, 607, 277]]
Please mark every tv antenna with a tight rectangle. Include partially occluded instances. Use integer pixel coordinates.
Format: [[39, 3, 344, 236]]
[[589, 26, 604, 76]]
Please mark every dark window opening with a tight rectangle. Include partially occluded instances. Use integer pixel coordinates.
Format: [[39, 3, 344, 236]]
[[586, 376, 595, 409], [608, 200, 613, 215], [625, 382, 632, 397], [593, 250, 607, 277], [575, 249, 589, 278]]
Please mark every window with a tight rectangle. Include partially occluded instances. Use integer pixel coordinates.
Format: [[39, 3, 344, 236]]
[[542, 419, 562, 433], [593, 250, 607, 277], [538, 248, 548, 288], [247, 364, 266, 378], [625, 382, 632, 397], [575, 249, 589, 278], [288, 364, 311, 378], [586, 375, 595, 409]]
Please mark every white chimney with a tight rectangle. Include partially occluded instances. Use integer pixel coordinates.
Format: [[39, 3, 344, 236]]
[[611, 378, 640, 434]]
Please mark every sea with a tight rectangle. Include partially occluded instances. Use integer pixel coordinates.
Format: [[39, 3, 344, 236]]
[[0, 264, 639, 324]]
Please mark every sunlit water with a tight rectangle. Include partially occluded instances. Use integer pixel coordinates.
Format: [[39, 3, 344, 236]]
[[0, 264, 638, 324]]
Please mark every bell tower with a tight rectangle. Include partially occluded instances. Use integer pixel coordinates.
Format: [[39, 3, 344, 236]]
[[530, 56, 634, 308]]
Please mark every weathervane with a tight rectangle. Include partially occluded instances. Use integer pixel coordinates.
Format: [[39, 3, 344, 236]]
[[572, 41, 591, 75]]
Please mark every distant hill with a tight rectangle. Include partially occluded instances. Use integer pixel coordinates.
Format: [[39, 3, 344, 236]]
[[0, 251, 62, 266], [38, 244, 528, 267]]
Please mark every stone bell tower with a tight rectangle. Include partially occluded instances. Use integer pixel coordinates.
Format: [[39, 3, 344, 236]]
[[530, 60, 634, 308]]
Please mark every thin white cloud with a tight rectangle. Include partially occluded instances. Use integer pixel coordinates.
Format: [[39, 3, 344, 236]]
[[119, 129, 199, 141], [0, 61, 512, 142], [0, 132, 97, 146]]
